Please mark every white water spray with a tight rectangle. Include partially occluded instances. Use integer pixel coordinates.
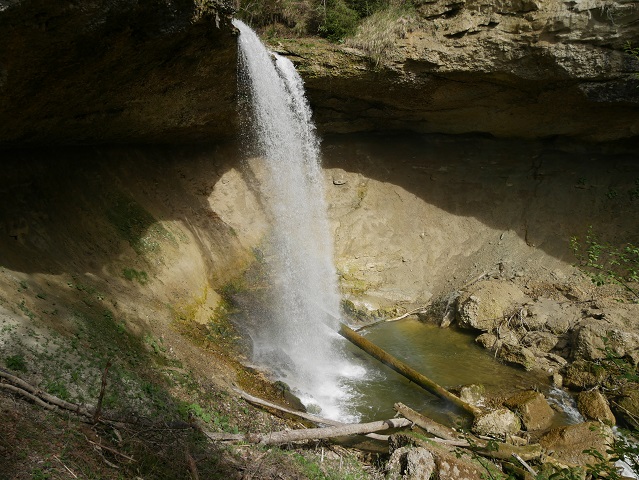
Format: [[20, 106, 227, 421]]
[[233, 19, 362, 420]]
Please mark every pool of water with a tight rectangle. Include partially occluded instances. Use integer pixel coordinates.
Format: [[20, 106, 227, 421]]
[[339, 318, 551, 425]]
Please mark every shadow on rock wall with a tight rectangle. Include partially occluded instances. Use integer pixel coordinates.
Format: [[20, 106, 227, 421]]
[[321, 133, 639, 300]]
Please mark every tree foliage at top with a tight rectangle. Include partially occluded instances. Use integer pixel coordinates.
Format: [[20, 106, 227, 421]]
[[237, 0, 407, 40]]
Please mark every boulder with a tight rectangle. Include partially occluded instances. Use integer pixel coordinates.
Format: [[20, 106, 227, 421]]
[[386, 447, 436, 480], [562, 360, 607, 390], [540, 422, 613, 466], [457, 280, 530, 331], [475, 333, 498, 350], [577, 390, 615, 426], [459, 384, 485, 407], [521, 331, 559, 353], [572, 319, 639, 364], [505, 390, 555, 431], [613, 383, 639, 430], [389, 434, 501, 480], [497, 343, 537, 371], [524, 298, 576, 334], [473, 408, 521, 437]]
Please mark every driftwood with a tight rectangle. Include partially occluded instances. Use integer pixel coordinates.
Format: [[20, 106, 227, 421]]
[[233, 387, 388, 441], [355, 305, 431, 332], [93, 360, 112, 423], [394, 402, 460, 441], [339, 324, 482, 417], [513, 453, 537, 476], [203, 417, 412, 445], [0, 369, 92, 417]]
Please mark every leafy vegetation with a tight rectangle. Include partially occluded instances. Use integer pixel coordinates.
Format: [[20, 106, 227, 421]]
[[238, 0, 415, 42], [122, 267, 149, 284], [570, 226, 639, 301], [5, 353, 27, 372]]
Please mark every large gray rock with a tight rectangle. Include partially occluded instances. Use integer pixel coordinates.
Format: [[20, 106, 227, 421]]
[[389, 434, 502, 480], [572, 318, 639, 363], [521, 331, 559, 353], [386, 447, 436, 480], [456, 280, 530, 331], [505, 390, 555, 431], [497, 343, 537, 371], [524, 298, 577, 335], [473, 408, 521, 437], [562, 360, 608, 390]]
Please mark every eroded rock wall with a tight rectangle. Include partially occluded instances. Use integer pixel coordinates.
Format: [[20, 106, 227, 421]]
[[0, 0, 238, 146], [282, 0, 639, 140]]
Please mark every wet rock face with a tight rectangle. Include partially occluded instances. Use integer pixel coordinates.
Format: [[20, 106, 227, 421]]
[[286, 0, 639, 141], [0, 0, 238, 146]]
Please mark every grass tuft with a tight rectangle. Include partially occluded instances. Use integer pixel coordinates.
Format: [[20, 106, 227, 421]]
[[346, 3, 416, 65]]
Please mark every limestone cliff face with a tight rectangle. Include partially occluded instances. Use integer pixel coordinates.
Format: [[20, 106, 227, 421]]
[[0, 0, 238, 146], [282, 0, 639, 141], [1, 0, 638, 146]]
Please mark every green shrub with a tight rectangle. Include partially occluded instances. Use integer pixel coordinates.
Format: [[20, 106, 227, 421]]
[[316, 0, 360, 40], [571, 226, 639, 301], [5, 354, 27, 372]]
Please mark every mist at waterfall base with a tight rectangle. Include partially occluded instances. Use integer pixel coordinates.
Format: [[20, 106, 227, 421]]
[[233, 19, 365, 420]]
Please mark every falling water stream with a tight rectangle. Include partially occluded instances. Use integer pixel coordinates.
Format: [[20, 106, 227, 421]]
[[233, 19, 364, 420], [232, 20, 586, 426]]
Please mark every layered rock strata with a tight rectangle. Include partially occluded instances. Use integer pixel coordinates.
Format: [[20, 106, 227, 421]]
[[282, 0, 639, 140]]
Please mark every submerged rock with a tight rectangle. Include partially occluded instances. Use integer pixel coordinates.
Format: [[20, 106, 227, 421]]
[[496, 343, 537, 371], [459, 384, 486, 407]]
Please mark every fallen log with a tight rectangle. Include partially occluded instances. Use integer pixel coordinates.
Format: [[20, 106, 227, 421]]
[[393, 403, 542, 462], [394, 402, 461, 440], [203, 417, 412, 445], [339, 324, 482, 417], [355, 304, 431, 332], [233, 387, 389, 441], [0, 370, 92, 417]]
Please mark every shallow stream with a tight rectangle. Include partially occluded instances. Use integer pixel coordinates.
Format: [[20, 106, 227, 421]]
[[339, 318, 552, 425]]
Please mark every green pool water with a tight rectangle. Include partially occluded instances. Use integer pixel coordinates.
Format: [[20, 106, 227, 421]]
[[340, 318, 552, 425]]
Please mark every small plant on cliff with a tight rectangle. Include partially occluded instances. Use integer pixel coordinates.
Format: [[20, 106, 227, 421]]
[[570, 226, 639, 301]]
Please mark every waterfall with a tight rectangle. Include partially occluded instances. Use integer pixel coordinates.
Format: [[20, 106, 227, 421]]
[[233, 19, 362, 420]]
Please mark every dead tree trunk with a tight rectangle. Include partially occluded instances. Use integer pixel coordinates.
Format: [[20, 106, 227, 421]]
[[203, 417, 412, 445], [339, 324, 482, 417]]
